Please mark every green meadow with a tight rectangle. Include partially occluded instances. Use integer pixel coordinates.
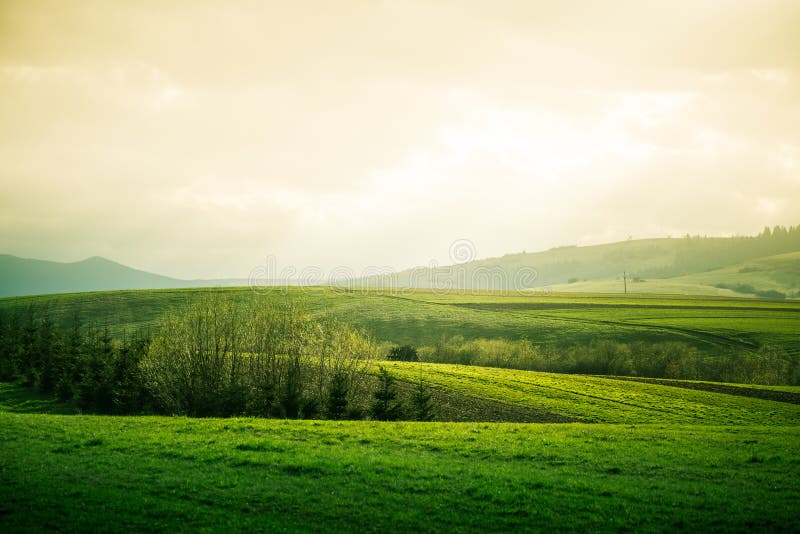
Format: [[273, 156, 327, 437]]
[[2, 288, 800, 531], [2, 286, 799, 353], [376, 361, 800, 425], [4, 1, 800, 530], [1, 383, 799, 532]]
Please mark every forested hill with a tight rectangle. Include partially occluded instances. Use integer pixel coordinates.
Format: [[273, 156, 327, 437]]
[[356, 225, 800, 290]]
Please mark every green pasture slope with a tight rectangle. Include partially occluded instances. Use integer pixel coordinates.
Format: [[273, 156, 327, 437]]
[[378, 361, 800, 425], [3, 287, 799, 529], [2, 286, 799, 358], [1, 376, 799, 532], [547, 251, 800, 298]]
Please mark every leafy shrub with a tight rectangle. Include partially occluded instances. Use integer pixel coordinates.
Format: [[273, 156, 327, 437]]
[[142, 296, 376, 418], [387, 344, 419, 362]]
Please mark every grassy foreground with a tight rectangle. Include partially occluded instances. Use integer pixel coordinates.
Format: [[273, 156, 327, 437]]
[[0, 384, 798, 532]]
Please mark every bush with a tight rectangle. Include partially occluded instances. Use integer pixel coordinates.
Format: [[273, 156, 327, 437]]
[[141, 295, 376, 418], [387, 345, 419, 362]]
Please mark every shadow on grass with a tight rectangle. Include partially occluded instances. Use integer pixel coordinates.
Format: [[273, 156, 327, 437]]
[[0, 382, 77, 414]]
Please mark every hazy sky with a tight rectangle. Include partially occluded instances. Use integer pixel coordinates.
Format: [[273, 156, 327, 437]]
[[1, 1, 799, 279]]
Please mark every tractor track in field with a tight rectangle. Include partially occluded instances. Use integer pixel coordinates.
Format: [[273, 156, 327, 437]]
[[392, 379, 580, 423], [605, 377, 800, 404], [384, 294, 760, 352], [533, 313, 759, 351], [409, 366, 706, 423], [444, 302, 800, 313], [469, 371, 708, 421]]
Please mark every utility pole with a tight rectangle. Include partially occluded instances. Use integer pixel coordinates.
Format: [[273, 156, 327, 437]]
[[623, 271, 627, 295]]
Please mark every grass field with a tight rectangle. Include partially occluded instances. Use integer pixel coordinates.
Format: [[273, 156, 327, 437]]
[[1, 383, 799, 532], [3, 286, 799, 529], [375, 361, 800, 425], [546, 251, 800, 298], [2, 286, 799, 358]]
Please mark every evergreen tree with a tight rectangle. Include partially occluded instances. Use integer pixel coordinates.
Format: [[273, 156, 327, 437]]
[[35, 309, 58, 393], [370, 366, 402, 421], [0, 311, 14, 380], [76, 327, 115, 413], [112, 334, 150, 413], [279, 357, 303, 418], [20, 306, 38, 386], [326, 371, 349, 420], [410, 378, 434, 421], [56, 313, 84, 401]]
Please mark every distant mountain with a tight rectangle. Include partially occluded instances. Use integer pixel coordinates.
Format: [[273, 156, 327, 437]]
[[0, 255, 241, 297]]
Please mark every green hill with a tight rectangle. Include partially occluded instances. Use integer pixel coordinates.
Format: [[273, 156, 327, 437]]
[[3, 285, 799, 531], [376, 360, 800, 425], [2, 286, 799, 383], [359, 227, 800, 291], [2, 286, 798, 350], [4, 226, 799, 297], [546, 251, 800, 298], [676, 251, 800, 297]]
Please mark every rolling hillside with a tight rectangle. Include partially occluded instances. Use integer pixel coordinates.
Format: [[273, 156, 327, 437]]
[[3, 227, 799, 297], [2, 286, 799, 530], [357, 229, 800, 291], [376, 361, 800, 425], [677, 251, 800, 297], [2, 286, 799, 365], [546, 251, 800, 298]]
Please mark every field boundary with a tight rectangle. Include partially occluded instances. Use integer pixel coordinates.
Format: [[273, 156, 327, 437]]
[[607, 376, 800, 404]]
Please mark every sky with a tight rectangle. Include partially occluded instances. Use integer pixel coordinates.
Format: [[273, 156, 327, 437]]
[[1, 0, 799, 279]]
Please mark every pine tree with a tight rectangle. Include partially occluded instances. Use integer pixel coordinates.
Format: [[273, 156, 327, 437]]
[[20, 306, 38, 386], [411, 378, 434, 421], [36, 309, 58, 393], [370, 366, 402, 421], [0, 311, 14, 380], [279, 357, 302, 418], [326, 372, 349, 420]]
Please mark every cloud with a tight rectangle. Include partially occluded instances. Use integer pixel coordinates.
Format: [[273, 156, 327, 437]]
[[0, 1, 799, 277]]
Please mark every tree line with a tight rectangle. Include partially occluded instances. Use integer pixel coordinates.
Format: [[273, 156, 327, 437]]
[[0, 296, 434, 420], [419, 336, 799, 385], [648, 224, 800, 279]]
